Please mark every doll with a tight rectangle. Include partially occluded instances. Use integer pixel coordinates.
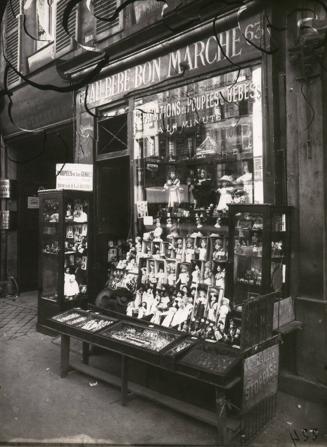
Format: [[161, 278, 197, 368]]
[[176, 264, 190, 287], [163, 171, 181, 208], [152, 219, 163, 241], [203, 262, 213, 286], [171, 299, 191, 328], [216, 175, 234, 212], [137, 302, 148, 319], [140, 267, 148, 285], [73, 202, 88, 223], [206, 289, 219, 322], [184, 238, 195, 263], [64, 267, 80, 298], [162, 302, 178, 327], [214, 320, 227, 342], [212, 238, 226, 262], [235, 160, 253, 203], [215, 265, 225, 290], [65, 203, 73, 221], [198, 238, 208, 262], [167, 263, 176, 287], [174, 238, 184, 262], [156, 266, 167, 289], [126, 301, 137, 317], [148, 262, 157, 286], [191, 264, 201, 286], [134, 288, 143, 308], [194, 288, 207, 320], [192, 168, 214, 208], [217, 297, 230, 328]]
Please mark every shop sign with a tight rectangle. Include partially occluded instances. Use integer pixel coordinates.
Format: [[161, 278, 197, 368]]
[[242, 344, 279, 411], [0, 211, 11, 230], [56, 164, 93, 191], [0, 179, 12, 199], [27, 196, 40, 209], [82, 15, 263, 107]]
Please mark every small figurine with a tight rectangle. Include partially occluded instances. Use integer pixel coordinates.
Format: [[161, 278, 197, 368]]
[[235, 160, 253, 203], [163, 170, 181, 208]]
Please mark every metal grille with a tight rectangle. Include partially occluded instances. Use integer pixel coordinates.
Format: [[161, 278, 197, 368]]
[[240, 394, 277, 445], [6, 1, 20, 85], [94, 0, 119, 36], [240, 292, 276, 351], [55, 0, 76, 54]]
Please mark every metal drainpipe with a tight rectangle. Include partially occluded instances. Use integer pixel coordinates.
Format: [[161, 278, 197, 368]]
[[67, 0, 262, 81], [0, 135, 8, 282]]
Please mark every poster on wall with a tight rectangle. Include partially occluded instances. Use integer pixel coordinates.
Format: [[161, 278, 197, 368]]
[[56, 164, 93, 192]]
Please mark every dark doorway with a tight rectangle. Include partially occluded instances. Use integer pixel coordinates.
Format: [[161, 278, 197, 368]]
[[9, 125, 73, 291], [94, 156, 130, 293]]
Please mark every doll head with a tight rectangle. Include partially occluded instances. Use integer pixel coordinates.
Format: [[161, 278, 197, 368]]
[[215, 239, 223, 249], [209, 289, 218, 303], [177, 238, 183, 248], [186, 238, 193, 249], [169, 171, 176, 181], [180, 264, 188, 273], [200, 239, 207, 248], [198, 289, 206, 300]]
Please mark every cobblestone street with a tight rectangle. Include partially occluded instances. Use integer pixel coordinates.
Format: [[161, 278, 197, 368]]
[[0, 293, 37, 340]]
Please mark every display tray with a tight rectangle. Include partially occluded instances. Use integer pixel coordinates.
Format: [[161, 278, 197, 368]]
[[162, 337, 199, 358], [98, 321, 181, 353], [51, 308, 117, 333], [178, 341, 241, 377]]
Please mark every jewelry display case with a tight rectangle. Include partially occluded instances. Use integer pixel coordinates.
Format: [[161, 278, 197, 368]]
[[37, 189, 92, 331]]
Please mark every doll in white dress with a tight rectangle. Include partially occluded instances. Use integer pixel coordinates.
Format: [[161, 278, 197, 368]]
[[176, 264, 190, 287], [164, 171, 181, 208], [191, 264, 201, 286], [198, 239, 208, 262], [184, 238, 195, 263], [64, 268, 80, 298], [216, 175, 235, 212]]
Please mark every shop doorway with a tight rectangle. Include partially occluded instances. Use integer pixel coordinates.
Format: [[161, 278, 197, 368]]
[[9, 125, 73, 291], [94, 156, 130, 293]]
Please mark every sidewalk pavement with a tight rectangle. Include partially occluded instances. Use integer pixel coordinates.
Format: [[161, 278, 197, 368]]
[[0, 292, 326, 446]]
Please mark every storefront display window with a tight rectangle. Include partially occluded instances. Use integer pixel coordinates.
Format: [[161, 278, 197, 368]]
[[133, 65, 263, 222]]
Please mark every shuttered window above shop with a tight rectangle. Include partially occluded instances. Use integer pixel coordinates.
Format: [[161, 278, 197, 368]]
[[94, 0, 123, 40], [5, 0, 20, 86], [54, 0, 78, 57]]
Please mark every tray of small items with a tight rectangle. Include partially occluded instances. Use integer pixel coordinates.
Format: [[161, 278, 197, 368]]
[[98, 320, 181, 354], [51, 308, 117, 333], [177, 340, 242, 380]]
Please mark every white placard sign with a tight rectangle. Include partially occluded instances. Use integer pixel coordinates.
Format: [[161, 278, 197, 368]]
[[56, 164, 93, 191]]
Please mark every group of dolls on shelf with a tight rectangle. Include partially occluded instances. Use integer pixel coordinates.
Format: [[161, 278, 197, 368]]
[[105, 218, 240, 345], [63, 201, 88, 300], [126, 283, 240, 345], [65, 201, 88, 223], [162, 161, 253, 213]]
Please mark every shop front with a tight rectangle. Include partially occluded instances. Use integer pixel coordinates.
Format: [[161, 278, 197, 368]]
[[38, 10, 294, 444]]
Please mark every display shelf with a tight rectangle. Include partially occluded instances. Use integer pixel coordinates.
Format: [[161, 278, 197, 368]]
[[37, 189, 92, 330]]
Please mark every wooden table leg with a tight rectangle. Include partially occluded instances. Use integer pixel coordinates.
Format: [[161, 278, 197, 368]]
[[215, 388, 227, 445], [121, 355, 128, 406], [60, 335, 70, 378], [82, 342, 89, 365]]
